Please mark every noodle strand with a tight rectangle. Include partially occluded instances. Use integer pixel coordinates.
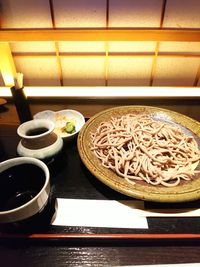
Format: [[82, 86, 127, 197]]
[[91, 114, 200, 187]]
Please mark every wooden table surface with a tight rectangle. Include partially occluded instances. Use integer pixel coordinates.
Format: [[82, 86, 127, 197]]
[[1, 101, 200, 267]]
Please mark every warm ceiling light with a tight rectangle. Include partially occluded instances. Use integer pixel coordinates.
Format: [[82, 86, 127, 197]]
[[0, 86, 200, 98], [0, 42, 16, 86]]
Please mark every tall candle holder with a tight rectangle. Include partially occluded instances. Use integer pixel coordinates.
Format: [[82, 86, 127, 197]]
[[10, 73, 32, 123]]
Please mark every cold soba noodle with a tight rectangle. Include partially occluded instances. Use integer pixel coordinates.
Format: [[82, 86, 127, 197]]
[[91, 114, 200, 187]]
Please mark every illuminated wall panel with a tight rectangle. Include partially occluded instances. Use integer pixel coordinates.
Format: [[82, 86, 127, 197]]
[[14, 57, 60, 86], [0, 0, 199, 89], [10, 42, 56, 53], [108, 42, 156, 53], [61, 57, 106, 86], [159, 42, 200, 53], [163, 0, 200, 28], [153, 57, 200, 86], [58, 41, 105, 53], [53, 0, 107, 27], [108, 57, 153, 86], [0, 0, 52, 28], [109, 0, 163, 27]]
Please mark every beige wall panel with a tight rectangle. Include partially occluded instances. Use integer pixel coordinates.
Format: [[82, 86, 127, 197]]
[[0, 0, 52, 28], [53, 0, 106, 27], [153, 57, 200, 86], [14, 57, 60, 86], [108, 57, 153, 86], [58, 41, 156, 53], [108, 42, 156, 53], [159, 42, 200, 53], [109, 0, 163, 27], [61, 57, 105, 86], [58, 42, 106, 53], [163, 0, 200, 28], [10, 42, 56, 53]]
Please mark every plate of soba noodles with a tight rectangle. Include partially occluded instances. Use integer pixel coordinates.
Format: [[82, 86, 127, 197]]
[[77, 106, 200, 202]]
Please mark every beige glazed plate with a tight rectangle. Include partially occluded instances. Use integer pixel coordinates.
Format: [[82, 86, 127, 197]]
[[77, 106, 200, 203]]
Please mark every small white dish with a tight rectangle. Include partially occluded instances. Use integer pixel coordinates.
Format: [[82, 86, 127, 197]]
[[34, 109, 85, 140]]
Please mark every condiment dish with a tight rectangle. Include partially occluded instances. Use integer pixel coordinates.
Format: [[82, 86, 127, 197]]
[[34, 109, 85, 141]]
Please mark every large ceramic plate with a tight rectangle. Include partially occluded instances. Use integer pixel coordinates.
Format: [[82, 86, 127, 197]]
[[77, 106, 200, 202]]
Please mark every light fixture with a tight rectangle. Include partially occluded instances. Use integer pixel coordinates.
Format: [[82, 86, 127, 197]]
[[0, 42, 16, 86], [0, 86, 200, 98]]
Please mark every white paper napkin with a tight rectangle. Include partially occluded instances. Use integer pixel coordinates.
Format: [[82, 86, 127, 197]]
[[52, 198, 200, 229], [52, 198, 148, 229]]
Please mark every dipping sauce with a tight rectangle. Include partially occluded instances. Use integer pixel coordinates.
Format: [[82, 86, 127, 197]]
[[0, 163, 46, 211], [26, 127, 49, 136]]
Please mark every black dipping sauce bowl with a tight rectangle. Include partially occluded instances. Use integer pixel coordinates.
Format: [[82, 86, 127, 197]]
[[0, 157, 57, 232]]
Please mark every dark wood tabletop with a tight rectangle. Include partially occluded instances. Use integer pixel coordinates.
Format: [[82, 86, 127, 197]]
[[1, 103, 200, 267]]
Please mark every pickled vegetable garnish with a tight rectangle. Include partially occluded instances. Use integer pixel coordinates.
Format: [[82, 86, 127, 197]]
[[62, 121, 76, 134]]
